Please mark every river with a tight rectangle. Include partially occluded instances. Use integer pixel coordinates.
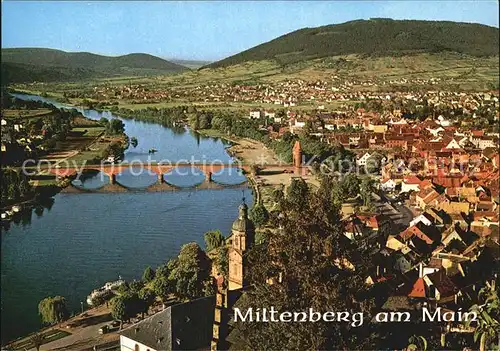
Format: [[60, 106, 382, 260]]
[[1, 93, 253, 343]]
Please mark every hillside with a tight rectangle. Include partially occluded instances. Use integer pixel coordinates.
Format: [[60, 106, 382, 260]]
[[206, 19, 499, 69], [1, 48, 188, 84]]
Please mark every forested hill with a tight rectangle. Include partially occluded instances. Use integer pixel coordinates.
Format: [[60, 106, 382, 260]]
[[205, 19, 500, 69], [1, 48, 188, 84]]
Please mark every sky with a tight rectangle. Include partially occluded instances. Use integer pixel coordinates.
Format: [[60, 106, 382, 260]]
[[2, 1, 499, 61]]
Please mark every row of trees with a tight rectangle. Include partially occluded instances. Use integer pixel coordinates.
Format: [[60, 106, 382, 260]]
[[0, 168, 33, 204], [98, 118, 125, 135], [107, 242, 215, 328], [112, 106, 189, 128]]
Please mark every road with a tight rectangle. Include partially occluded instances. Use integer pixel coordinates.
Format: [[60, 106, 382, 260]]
[[18, 306, 118, 351]]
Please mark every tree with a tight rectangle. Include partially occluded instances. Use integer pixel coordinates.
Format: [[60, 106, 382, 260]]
[[138, 287, 156, 318], [29, 332, 44, 351], [38, 296, 69, 325], [271, 187, 284, 209], [249, 204, 269, 227], [365, 153, 384, 175], [130, 137, 138, 148], [168, 242, 212, 300], [340, 174, 361, 199], [229, 175, 374, 350], [142, 266, 155, 283], [106, 119, 125, 135], [286, 177, 309, 210], [204, 230, 225, 252], [215, 245, 229, 279], [1, 168, 33, 203], [198, 113, 212, 129], [188, 114, 200, 130], [302, 120, 315, 137], [102, 141, 124, 160], [90, 294, 108, 307], [466, 284, 500, 351], [110, 295, 127, 330], [99, 117, 109, 127], [129, 280, 145, 294], [360, 177, 377, 208], [152, 266, 175, 306]]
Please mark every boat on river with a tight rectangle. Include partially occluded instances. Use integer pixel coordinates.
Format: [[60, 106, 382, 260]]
[[86, 278, 125, 306], [148, 148, 158, 154]]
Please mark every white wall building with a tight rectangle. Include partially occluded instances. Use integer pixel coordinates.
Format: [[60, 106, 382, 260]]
[[356, 152, 372, 166]]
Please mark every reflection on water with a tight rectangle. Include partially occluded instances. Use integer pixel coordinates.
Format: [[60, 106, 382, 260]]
[[115, 168, 158, 188], [1, 197, 55, 232], [164, 168, 206, 187], [72, 170, 109, 189], [212, 168, 247, 185]]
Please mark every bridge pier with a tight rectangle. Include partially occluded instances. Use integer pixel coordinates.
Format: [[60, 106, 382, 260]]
[[110, 174, 117, 184], [206, 171, 212, 183], [158, 173, 164, 184]]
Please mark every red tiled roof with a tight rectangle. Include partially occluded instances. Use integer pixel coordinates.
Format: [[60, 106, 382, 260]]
[[403, 176, 421, 185], [408, 277, 426, 298]]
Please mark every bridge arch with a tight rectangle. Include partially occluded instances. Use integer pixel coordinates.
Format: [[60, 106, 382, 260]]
[[163, 166, 206, 188]]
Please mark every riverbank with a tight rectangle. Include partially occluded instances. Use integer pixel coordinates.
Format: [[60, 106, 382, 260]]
[[197, 129, 281, 166]]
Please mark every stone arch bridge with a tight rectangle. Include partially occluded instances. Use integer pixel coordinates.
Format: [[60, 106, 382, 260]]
[[47, 163, 305, 191]]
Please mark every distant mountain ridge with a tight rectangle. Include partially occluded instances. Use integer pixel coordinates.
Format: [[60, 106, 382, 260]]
[[169, 59, 212, 69], [205, 19, 500, 69], [1, 48, 188, 84]]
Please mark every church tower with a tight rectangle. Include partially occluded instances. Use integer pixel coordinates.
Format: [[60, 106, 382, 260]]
[[228, 200, 255, 290]]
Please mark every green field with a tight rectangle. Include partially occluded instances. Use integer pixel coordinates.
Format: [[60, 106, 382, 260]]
[[71, 126, 105, 137], [2, 108, 54, 119]]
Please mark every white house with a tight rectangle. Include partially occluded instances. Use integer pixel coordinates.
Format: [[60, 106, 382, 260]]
[[427, 126, 445, 137], [356, 152, 372, 166], [249, 110, 262, 119], [289, 118, 306, 134], [264, 111, 275, 119], [444, 139, 463, 150], [437, 115, 452, 127], [401, 176, 421, 193], [409, 214, 433, 227], [380, 178, 397, 192]]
